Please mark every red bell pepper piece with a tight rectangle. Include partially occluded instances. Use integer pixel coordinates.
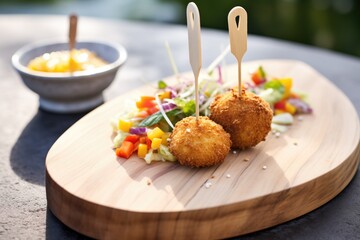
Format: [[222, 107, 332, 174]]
[[136, 96, 156, 109], [139, 136, 151, 154], [116, 141, 135, 159], [146, 106, 159, 115], [139, 136, 147, 144], [251, 73, 266, 86], [124, 135, 140, 144], [146, 137, 152, 150], [136, 110, 149, 118], [274, 100, 287, 110]]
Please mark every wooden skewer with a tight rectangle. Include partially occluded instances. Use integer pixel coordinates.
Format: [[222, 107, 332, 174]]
[[69, 14, 78, 73], [186, 2, 202, 120], [228, 7, 247, 97]]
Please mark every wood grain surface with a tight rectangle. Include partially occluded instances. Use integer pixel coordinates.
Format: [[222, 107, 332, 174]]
[[46, 60, 360, 239]]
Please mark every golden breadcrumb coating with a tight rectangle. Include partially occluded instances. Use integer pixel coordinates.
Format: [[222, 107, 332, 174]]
[[210, 88, 273, 149], [169, 116, 231, 167]]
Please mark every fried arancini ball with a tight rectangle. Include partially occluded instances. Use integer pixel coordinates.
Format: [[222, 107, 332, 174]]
[[169, 116, 231, 167], [210, 88, 272, 149]]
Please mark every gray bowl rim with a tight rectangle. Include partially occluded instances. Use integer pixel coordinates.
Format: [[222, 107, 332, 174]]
[[11, 39, 127, 79]]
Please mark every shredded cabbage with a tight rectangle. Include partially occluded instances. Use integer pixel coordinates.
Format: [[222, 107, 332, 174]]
[[159, 145, 176, 162], [155, 94, 175, 129], [113, 131, 129, 148], [259, 88, 283, 104], [144, 150, 163, 164]]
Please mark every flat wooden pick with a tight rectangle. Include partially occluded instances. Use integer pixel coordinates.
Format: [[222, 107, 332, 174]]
[[186, 2, 202, 119], [69, 14, 78, 73], [69, 14, 78, 51], [228, 7, 247, 97]]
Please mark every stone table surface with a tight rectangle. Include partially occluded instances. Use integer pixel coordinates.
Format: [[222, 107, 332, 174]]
[[0, 15, 359, 239]]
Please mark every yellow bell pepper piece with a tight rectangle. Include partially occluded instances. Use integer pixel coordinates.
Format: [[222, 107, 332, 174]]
[[147, 127, 164, 140], [274, 109, 286, 115], [118, 119, 133, 132], [159, 91, 171, 100], [285, 102, 296, 115], [151, 138, 162, 150], [279, 78, 292, 99], [161, 133, 170, 146], [138, 143, 148, 158]]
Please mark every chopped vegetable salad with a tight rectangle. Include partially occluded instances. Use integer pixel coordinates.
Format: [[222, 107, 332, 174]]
[[111, 65, 312, 164]]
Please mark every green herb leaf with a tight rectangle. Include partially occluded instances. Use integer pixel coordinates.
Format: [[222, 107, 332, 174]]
[[138, 112, 163, 127], [183, 100, 195, 116], [258, 66, 266, 79], [158, 80, 167, 89], [138, 108, 182, 127], [174, 98, 196, 116], [264, 80, 285, 94]]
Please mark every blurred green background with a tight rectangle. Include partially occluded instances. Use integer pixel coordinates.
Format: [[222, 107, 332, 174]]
[[169, 0, 360, 58], [1, 0, 359, 57]]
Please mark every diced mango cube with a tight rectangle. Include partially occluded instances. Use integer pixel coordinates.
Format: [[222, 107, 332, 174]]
[[138, 143, 148, 158], [285, 102, 296, 115], [118, 119, 133, 132], [159, 91, 171, 100], [161, 133, 170, 146], [279, 78, 293, 99], [274, 109, 286, 115], [147, 127, 164, 140], [151, 138, 162, 150]]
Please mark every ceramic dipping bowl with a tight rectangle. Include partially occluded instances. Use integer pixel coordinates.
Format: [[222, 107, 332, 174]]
[[12, 40, 127, 113]]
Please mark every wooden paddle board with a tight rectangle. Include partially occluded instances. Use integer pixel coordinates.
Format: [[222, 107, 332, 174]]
[[46, 60, 360, 239]]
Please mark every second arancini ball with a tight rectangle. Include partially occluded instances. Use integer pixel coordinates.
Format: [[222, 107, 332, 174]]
[[169, 116, 231, 167], [210, 88, 273, 149]]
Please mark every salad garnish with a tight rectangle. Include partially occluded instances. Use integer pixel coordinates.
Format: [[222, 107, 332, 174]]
[[111, 44, 312, 163]]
